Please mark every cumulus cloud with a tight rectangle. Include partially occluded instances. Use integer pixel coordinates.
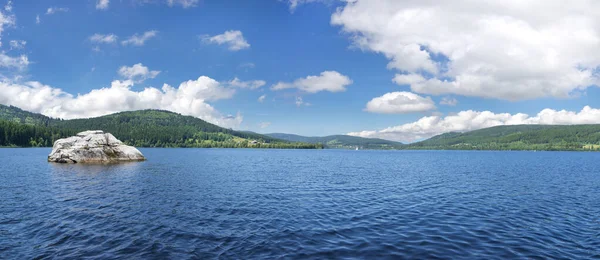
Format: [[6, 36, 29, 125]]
[[96, 0, 109, 10], [271, 71, 352, 93], [331, 0, 600, 100], [202, 30, 250, 51], [227, 77, 266, 89], [118, 63, 160, 83], [122, 30, 158, 46], [46, 7, 69, 15], [35, 15, 40, 24], [440, 97, 458, 106], [365, 92, 435, 114], [167, 0, 198, 8], [89, 33, 118, 44], [0, 77, 242, 128], [258, 94, 266, 103], [348, 106, 600, 143], [8, 40, 25, 50]]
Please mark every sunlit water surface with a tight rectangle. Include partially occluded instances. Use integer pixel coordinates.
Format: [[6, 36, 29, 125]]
[[1, 148, 599, 259]]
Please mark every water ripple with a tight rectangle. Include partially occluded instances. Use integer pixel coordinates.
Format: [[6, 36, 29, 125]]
[[0, 149, 599, 259]]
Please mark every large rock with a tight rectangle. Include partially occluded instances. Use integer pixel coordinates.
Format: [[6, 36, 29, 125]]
[[48, 130, 145, 163]]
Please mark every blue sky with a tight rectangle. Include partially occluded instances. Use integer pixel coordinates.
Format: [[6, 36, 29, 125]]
[[2, 0, 600, 142]]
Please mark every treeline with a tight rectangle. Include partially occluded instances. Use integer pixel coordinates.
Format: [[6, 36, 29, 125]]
[[49, 110, 286, 143], [46, 110, 322, 149], [407, 142, 590, 151], [0, 120, 76, 147], [0, 107, 323, 149], [265, 133, 404, 149], [113, 131, 322, 149], [0, 118, 322, 149], [407, 125, 600, 151]]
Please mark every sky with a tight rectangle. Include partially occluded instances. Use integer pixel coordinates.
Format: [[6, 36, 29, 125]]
[[1, 0, 600, 143]]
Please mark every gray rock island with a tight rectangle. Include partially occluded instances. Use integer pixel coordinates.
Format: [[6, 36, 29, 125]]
[[48, 130, 145, 163]]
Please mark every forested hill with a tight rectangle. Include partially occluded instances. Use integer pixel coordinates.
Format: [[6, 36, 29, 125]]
[[4, 104, 600, 151], [407, 125, 600, 151], [53, 110, 287, 146], [0, 105, 53, 125], [0, 105, 322, 149], [265, 133, 404, 149]]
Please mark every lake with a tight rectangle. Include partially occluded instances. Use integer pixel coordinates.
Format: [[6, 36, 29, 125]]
[[0, 148, 599, 259]]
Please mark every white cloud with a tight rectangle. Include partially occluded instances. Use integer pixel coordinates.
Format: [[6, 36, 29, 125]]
[[96, 0, 109, 10], [348, 106, 600, 143], [134, 0, 198, 8], [285, 0, 327, 12], [271, 71, 352, 93], [0, 4, 15, 43], [365, 92, 436, 114], [202, 30, 250, 51], [0, 76, 242, 128], [259, 122, 271, 129], [89, 33, 118, 44], [440, 97, 458, 106], [331, 0, 600, 100], [295, 97, 304, 106], [118, 63, 160, 82], [0, 5, 35, 76], [258, 94, 266, 103], [121, 30, 158, 46], [0, 53, 29, 70], [9, 40, 25, 50], [239, 62, 255, 69], [392, 74, 426, 86], [295, 96, 311, 107], [176, 77, 236, 102], [46, 7, 69, 15], [35, 15, 40, 24], [167, 0, 198, 8], [227, 77, 265, 89]]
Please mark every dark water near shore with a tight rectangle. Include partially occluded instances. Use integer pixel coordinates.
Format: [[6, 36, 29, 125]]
[[1, 148, 599, 259]]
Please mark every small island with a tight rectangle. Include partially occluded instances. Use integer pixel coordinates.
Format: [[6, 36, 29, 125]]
[[48, 130, 146, 163]]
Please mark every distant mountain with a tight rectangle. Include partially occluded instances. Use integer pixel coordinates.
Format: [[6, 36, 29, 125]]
[[4, 104, 600, 151], [408, 124, 600, 151], [0, 104, 322, 149], [265, 133, 404, 149]]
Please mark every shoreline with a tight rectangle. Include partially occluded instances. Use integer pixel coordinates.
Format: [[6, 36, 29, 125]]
[[2, 146, 598, 152]]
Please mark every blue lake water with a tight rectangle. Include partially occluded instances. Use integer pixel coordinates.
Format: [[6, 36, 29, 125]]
[[0, 148, 599, 259]]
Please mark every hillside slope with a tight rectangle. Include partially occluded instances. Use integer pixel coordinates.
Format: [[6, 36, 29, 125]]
[[266, 133, 404, 149], [0, 105, 321, 149], [0, 105, 53, 125], [4, 104, 600, 151], [408, 125, 600, 151], [51, 110, 288, 146]]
